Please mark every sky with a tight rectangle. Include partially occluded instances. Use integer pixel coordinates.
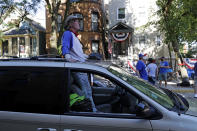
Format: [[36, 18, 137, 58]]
[[28, 1, 46, 28]]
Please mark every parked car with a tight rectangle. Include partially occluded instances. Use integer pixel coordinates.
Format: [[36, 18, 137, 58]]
[[0, 58, 197, 131]]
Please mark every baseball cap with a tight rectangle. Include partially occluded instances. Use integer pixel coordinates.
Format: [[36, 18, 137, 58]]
[[139, 54, 144, 58], [65, 15, 80, 27]]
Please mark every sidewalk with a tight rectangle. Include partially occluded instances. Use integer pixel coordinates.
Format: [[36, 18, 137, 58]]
[[157, 80, 195, 97]]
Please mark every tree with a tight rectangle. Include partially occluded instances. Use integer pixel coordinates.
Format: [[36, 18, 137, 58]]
[[156, 0, 197, 55], [155, 0, 197, 84], [0, 0, 42, 39], [45, 0, 71, 55]]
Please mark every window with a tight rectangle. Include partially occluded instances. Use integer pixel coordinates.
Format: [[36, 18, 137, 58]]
[[118, 8, 125, 19], [30, 37, 32, 55], [12, 37, 18, 56], [114, 42, 126, 56], [91, 12, 99, 31], [19, 37, 25, 54], [68, 70, 140, 114], [57, 14, 62, 31], [0, 67, 65, 114], [30, 37, 37, 56], [108, 65, 174, 110], [139, 35, 146, 44], [72, 13, 83, 31], [2, 40, 8, 55], [32, 37, 37, 56], [92, 41, 99, 53], [156, 35, 161, 46]]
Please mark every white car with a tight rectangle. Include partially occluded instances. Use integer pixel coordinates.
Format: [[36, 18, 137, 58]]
[[0, 58, 196, 131]]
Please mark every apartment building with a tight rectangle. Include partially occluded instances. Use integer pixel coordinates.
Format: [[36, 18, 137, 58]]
[[104, 0, 171, 60], [46, 0, 106, 56]]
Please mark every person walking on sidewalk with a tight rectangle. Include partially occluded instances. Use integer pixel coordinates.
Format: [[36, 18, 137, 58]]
[[194, 59, 197, 98], [158, 57, 169, 87], [136, 54, 148, 80], [146, 58, 158, 85]]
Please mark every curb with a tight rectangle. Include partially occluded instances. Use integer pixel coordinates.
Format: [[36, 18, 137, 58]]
[[166, 84, 194, 93], [170, 89, 194, 93]]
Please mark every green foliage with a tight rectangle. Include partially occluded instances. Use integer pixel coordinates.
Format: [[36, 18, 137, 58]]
[[57, 44, 62, 56], [45, 0, 71, 54], [0, 32, 4, 42], [0, 0, 41, 35], [155, 0, 197, 55], [182, 50, 197, 58]]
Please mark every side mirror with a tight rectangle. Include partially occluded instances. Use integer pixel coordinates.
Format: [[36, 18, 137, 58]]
[[136, 102, 162, 120]]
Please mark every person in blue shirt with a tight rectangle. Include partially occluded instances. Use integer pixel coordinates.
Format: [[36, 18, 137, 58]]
[[136, 54, 148, 80], [62, 15, 88, 62], [158, 57, 169, 87], [61, 14, 96, 112], [194, 60, 197, 98]]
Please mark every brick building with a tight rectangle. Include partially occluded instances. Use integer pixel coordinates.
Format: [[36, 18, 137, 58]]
[[46, 0, 106, 56]]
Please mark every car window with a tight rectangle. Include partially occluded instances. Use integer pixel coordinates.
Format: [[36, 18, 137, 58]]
[[93, 74, 116, 88], [0, 67, 65, 114], [67, 70, 144, 116], [108, 65, 174, 110]]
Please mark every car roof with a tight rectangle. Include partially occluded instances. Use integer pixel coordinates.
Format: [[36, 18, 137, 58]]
[[0, 58, 113, 70]]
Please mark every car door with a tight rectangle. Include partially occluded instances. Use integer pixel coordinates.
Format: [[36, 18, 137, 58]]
[[0, 67, 66, 131], [0, 112, 60, 131], [60, 69, 152, 131]]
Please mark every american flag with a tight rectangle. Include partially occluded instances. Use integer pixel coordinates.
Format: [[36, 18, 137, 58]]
[[183, 58, 197, 69]]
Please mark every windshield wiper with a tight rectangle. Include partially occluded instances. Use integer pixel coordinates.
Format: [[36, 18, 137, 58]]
[[160, 88, 187, 115]]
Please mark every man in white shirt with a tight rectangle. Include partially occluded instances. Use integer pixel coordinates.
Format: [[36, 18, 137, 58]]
[[62, 15, 88, 62], [146, 58, 158, 85], [61, 14, 97, 112]]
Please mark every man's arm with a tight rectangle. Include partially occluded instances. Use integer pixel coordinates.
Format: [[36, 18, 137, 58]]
[[146, 65, 150, 74], [62, 31, 77, 62], [62, 31, 73, 56], [136, 61, 143, 77]]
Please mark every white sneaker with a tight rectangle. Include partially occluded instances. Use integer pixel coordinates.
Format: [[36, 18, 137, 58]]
[[194, 94, 197, 98]]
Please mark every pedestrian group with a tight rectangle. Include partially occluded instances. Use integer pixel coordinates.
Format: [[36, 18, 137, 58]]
[[136, 53, 170, 87]]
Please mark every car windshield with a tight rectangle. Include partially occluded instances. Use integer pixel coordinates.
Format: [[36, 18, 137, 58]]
[[108, 65, 174, 110]]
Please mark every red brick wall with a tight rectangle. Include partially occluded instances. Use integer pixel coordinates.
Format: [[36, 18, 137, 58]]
[[46, 0, 105, 55]]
